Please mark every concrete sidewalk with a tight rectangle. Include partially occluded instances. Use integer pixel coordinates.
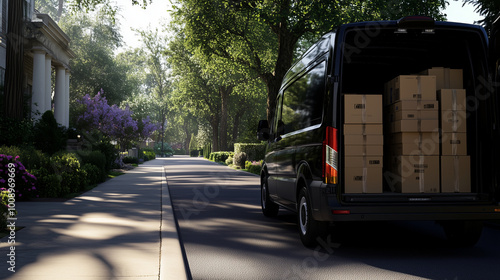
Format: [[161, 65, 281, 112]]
[[0, 158, 189, 280]]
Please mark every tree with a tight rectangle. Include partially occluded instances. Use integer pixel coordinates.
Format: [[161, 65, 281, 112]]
[[172, 0, 447, 123], [134, 27, 171, 147], [462, 0, 500, 33]]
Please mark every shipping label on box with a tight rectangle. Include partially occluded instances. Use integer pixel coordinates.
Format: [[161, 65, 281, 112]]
[[441, 156, 471, 192], [441, 133, 467, 155], [391, 119, 439, 133], [441, 109, 467, 133], [391, 155, 440, 193], [391, 100, 439, 112], [420, 67, 463, 90], [344, 94, 383, 124], [344, 134, 384, 146], [345, 145, 383, 156], [345, 167, 383, 193], [344, 124, 383, 135], [391, 132, 440, 156], [392, 75, 437, 101], [388, 110, 439, 122], [438, 89, 466, 111]]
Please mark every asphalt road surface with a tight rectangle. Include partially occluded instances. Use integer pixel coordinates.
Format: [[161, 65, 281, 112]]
[[164, 156, 500, 280]]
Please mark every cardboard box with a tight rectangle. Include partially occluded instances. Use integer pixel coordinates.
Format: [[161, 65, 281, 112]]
[[441, 133, 467, 155], [344, 124, 383, 135], [420, 67, 463, 90], [441, 156, 471, 192], [344, 94, 383, 123], [345, 145, 384, 156], [389, 75, 437, 103], [441, 109, 467, 133], [438, 89, 466, 111], [390, 100, 439, 112], [344, 134, 384, 146], [390, 132, 440, 156], [391, 155, 440, 193], [387, 110, 439, 122], [391, 119, 439, 133], [345, 156, 383, 193]]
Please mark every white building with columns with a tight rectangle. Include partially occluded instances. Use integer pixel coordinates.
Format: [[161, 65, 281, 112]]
[[0, 0, 74, 127]]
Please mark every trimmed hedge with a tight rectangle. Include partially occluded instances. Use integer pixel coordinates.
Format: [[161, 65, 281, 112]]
[[209, 151, 234, 163], [234, 143, 266, 161]]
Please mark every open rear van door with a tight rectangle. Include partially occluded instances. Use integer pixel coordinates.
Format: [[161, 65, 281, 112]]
[[491, 14, 500, 78]]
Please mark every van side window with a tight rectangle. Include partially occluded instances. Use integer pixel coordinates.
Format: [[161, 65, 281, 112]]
[[273, 94, 283, 138], [281, 61, 326, 134]]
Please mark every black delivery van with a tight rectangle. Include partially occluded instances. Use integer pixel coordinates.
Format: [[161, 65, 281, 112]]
[[257, 16, 500, 247]]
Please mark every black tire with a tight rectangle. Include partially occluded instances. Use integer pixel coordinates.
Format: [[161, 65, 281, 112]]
[[441, 220, 483, 247], [298, 187, 327, 247], [261, 175, 279, 217]]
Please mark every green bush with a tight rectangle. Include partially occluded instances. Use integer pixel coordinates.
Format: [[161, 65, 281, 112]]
[[33, 170, 61, 198], [123, 156, 139, 164], [190, 150, 200, 157], [233, 152, 247, 169], [245, 161, 263, 175], [0, 116, 34, 147], [225, 156, 233, 165], [209, 151, 234, 163], [142, 148, 155, 160], [94, 141, 117, 172], [50, 152, 86, 195], [0, 188, 16, 230], [78, 150, 106, 182], [234, 143, 266, 161], [203, 144, 212, 159], [82, 163, 101, 185], [33, 111, 67, 155]]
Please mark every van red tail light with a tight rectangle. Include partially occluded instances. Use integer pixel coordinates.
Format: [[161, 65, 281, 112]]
[[323, 126, 338, 184]]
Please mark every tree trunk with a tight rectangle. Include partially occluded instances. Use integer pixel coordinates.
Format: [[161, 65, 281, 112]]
[[232, 109, 241, 143], [211, 115, 219, 152], [219, 85, 232, 151], [57, 0, 65, 21], [3, 0, 25, 120], [262, 23, 300, 124]]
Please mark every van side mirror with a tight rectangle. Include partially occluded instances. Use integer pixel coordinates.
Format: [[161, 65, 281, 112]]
[[257, 120, 270, 141]]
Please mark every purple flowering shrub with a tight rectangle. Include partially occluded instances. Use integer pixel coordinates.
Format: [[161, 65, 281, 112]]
[[77, 90, 159, 150], [0, 154, 38, 201]]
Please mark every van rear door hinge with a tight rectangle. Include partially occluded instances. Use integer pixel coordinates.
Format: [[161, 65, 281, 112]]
[[327, 75, 339, 86]]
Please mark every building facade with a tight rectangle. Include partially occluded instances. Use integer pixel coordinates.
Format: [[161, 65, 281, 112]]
[[0, 0, 74, 127]]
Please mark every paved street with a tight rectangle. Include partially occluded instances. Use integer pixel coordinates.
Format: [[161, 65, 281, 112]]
[[165, 156, 500, 280]]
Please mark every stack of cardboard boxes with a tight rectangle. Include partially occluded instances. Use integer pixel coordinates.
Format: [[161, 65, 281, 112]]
[[428, 68, 470, 192], [384, 75, 440, 193], [344, 94, 383, 193]]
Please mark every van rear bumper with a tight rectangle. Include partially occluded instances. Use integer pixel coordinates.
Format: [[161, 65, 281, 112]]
[[327, 204, 500, 222], [310, 182, 500, 222]]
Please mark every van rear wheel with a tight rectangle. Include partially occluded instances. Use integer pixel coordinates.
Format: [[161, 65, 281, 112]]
[[298, 188, 327, 247], [441, 220, 483, 247], [261, 176, 279, 217]]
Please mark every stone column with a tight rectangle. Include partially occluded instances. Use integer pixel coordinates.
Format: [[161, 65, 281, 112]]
[[54, 66, 66, 127], [31, 50, 46, 119], [44, 55, 52, 112], [65, 70, 70, 127]]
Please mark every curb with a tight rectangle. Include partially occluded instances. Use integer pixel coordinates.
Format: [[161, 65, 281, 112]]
[[160, 166, 192, 280]]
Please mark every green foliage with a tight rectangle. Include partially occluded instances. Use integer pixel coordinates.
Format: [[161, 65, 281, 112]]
[[78, 150, 107, 182], [154, 142, 174, 156], [50, 152, 86, 194], [0, 116, 34, 147], [203, 144, 212, 159], [209, 151, 234, 163], [33, 111, 68, 155], [33, 170, 62, 198], [225, 156, 233, 166], [234, 143, 266, 162], [0, 187, 15, 230], [82, 163, 101, 186], [142, 148, 156, 160], [123, 156, 139, 164], [463, 0, 500, 33], [188, 133, 198, 156], [233, 152, 247, 169], [245, 160, 263, 175]]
